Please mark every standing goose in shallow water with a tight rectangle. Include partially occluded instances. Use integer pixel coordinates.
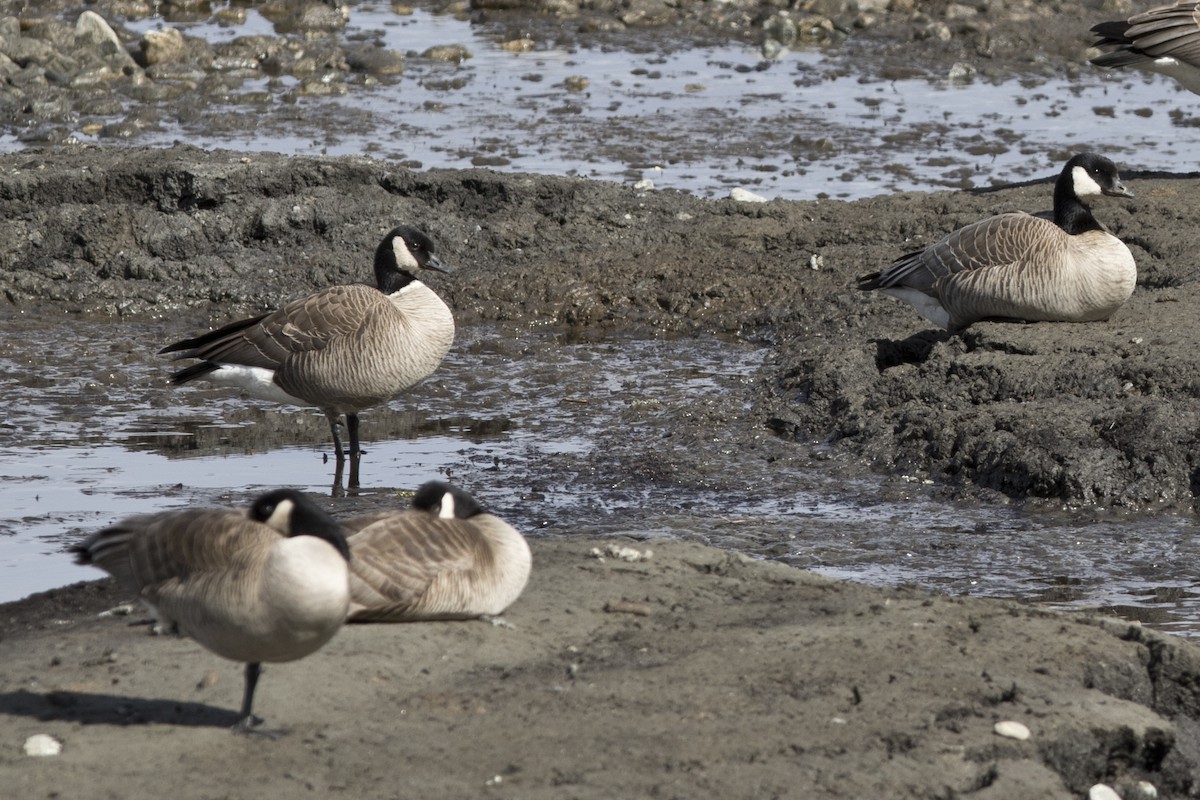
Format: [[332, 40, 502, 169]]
[[1090, 3, 1200, 95], [159, 226, 455, 493], [857, 153, 1137, 332], [332, 481, 532, 623], [71, 489, 351, 731]]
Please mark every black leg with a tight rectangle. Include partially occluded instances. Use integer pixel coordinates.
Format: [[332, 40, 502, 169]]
[[327, 413, 346, 465], [347, 414, 361, 491], [231, 662, 288, 737], [331, 456, 346, 498], [233, 662, 264, 732]]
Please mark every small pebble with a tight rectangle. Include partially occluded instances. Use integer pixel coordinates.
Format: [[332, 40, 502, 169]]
[[993, 720, 1030, 740], [1089, 784, 1121, 800], [23, 734, 62, 757]]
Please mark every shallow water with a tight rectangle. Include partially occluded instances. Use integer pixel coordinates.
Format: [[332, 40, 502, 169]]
[[62, 3, 1200, 200], [4, 311, 1200, 635]]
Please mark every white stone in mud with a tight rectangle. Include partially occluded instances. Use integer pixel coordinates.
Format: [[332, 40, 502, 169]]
[[730, 188, 769, 203], [992, 720, 1030, 740], [23, 734, 62, 757]]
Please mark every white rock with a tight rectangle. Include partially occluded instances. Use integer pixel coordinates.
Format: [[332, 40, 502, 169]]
[[729, 188, 768, 203], [632, 179, 654, 191], [1089, 784, 1122, 800], [23, 734, 62, 757], [993, 720, 1030, 741], [75, 11, 122, 50]]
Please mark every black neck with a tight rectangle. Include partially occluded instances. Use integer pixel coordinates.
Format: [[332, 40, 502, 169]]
[[1052, 172, 1104, 236], [289, 503, 351, 562], [374, 242, 420, 294]]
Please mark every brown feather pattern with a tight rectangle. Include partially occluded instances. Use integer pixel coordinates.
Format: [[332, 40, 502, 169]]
[[344, 509, 531, 622], [74, 507, 350, 664]]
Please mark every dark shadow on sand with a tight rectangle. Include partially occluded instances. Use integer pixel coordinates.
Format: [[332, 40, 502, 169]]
[[0, 689, 242, 728]]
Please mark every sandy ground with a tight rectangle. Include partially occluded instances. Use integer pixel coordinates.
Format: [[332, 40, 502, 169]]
[[2, 535, 1198, 799]]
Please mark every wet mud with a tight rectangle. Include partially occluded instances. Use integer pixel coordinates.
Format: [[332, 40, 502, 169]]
[[2, 145, 1198, 513]]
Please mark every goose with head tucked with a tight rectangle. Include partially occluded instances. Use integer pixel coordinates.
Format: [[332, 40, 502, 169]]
[[159, 226, 455, 493], [71, 489, 351, 732], [332, 481, 532, 623], [1090, 2, 1200, 96], [857, 153, 1137, 333]]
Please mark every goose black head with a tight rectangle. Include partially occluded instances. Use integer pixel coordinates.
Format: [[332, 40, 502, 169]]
[[411, 481, 485, 520], [248, 489, 351, 561]]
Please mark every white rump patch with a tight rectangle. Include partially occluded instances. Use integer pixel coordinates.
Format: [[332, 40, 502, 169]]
[[205, 365, 307, 406], [1071, 165, 1104, 198], [881, 287, 951, 330]]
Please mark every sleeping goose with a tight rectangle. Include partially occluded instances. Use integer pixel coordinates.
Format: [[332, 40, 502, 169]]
[[1090, 2, 1200, 96], [857, 153, 1137, 332], [71, 489, 351, 731], [159, 226, 455, 492], [335, 481, 532, 622]]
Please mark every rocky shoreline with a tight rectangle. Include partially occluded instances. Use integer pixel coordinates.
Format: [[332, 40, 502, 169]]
[[0, 0, 1133, 149]]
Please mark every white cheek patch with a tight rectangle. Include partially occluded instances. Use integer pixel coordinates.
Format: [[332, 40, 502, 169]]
[[265, 498, 296, 532], [392, 237, 420, 270], [438, 492, 456, 520], [1072, 166, 1104, 197]]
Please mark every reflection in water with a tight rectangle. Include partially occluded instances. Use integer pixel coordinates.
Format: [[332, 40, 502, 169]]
[[4, 313, 1200, 636]]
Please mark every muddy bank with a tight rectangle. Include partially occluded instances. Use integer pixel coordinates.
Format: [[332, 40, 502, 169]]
[[1, 145, 1198, 509], [1, 536, 1198, 799]]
